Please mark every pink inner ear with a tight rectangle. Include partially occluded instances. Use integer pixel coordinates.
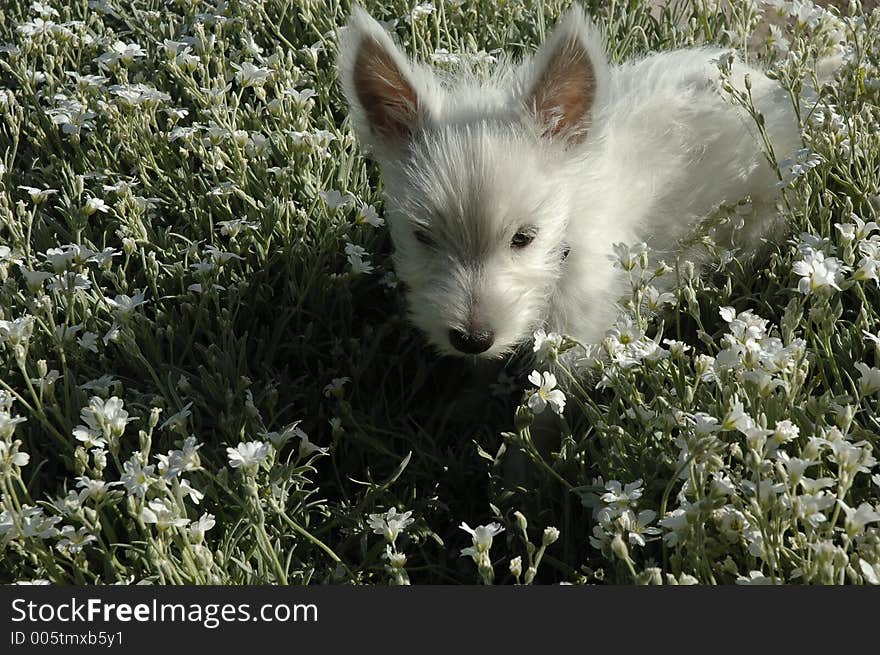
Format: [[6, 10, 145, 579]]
[[531, 38, 595, 142], [353, 37, 419, 140]]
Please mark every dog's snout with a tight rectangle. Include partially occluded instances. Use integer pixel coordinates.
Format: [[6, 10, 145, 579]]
[[448, 328, 495, 355]]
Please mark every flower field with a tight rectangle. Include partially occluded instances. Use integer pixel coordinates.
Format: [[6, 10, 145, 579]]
[[1, 0, 879, 585]]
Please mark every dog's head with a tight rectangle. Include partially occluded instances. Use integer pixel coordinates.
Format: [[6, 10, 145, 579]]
[[338, 6, 608, 358]]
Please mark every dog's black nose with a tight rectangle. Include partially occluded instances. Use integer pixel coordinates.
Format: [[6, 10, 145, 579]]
[[449, 328, 495, 355]]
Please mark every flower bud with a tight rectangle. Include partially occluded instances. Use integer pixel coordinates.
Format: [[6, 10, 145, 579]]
[[514, 511, 528, 535], [542, 526, 560, 546], [149, 407, 162, 430], [509, 556, 522, 579], [514, 405, 533, 432]]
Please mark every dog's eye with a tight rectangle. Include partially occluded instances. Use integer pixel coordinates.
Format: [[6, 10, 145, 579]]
[[414, 229, 436, 248], [510, 228, 537, 249]]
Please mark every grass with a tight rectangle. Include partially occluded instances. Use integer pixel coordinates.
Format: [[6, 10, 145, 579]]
[[0, 0, 879, 585]]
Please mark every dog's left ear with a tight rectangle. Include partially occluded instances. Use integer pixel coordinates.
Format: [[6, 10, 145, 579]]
[[523, 5, 609, 145]]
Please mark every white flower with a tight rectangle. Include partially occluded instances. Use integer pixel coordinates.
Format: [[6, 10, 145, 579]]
[[285, 87, 317, 107], [73, 426, 106, 450], [859, 559, 880, 585], [659, 509, 689, 545], [792, 248, 844, 295], [141, 499, 189, 530], [367, 508, 415, 545], [356, 204, 384, 227], [620, 509, 660, 547], [343, 242, 373, 275], [96, 41, 146, 68], [743, 425, 774, 453], [90, 246, 118, 267], [778, 149, 822, 186], [188, 513, 215, 544], [106, 292, 147, 316], [736, 571, 782, 585], [68, 71, 108, 89], [178, 478, 203, 505], [111, 83, 172, 106], [218, 219, 258, 238], [171, 48, 199, 70], [0, 409, 27, 440], [602, 315, 666, 370], [19, 185, 58, 204], [57, 526, 98, 554], [48, 97, 97, 135], [75, 475, 115, 502], [835, 222, 856, 242], [49, 271, 91, 293], [226, 441, 270, 472], [0, 316, 35, 346], [692, 413, 720, 436], [663, 339, 691, 356], [83, 197, 110, 215], [431, 48, 461, 65], [776, 452, 817, 486], [77, 331, 99, 353], [852, 255, 879, 284], [611, 242, 647, 271], [103, 321, 120, 344], [771, 419, 800, 445], [297, 431, 329, 458], [645, 286, 676, 311], [43, 243, 93, 271], [839, 501, 880, 537], [120, 456, 155, 497], [323, 376, 350, 398], [56, 324, 81, 342], [263, 421, 303, 449], [80, 375, 116, 396], [162, 436, 201, 478], [31, 1, 60, 18], [0, 440, 30, 470], [855, 362, 880, 395], [600, 479, 644, 509], [532, 329, 563, 363], [233, 61, 272, 87], [837, 213, 879, 242], [18, 506, 61, 539], [19, 267, 53, 293], [796, 490, 835, 527], [766, 23, 789, 53], [411, 2, 435, 19], [721, 397, 754, 433], [159, 404, 192, 433], [79, 396, 132, 441], [527, 370, 566, 415], [864, 330, 880, 354], [459, 521, 504, 557]]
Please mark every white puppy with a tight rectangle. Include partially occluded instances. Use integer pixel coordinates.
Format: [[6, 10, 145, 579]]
[[338, 4, 799, 360]]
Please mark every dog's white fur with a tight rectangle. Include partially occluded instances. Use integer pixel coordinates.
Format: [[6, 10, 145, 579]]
[[338, 5, 799, 359]]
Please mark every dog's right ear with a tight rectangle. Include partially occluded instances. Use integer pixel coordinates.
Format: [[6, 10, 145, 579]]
[[338, 7, 430, 150]]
